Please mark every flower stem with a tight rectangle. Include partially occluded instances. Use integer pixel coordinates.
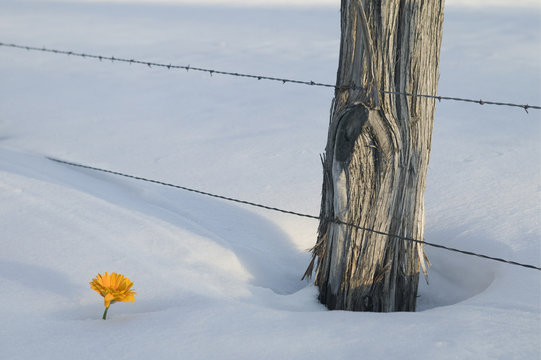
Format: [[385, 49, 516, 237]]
[[102, 306, 109, 320]]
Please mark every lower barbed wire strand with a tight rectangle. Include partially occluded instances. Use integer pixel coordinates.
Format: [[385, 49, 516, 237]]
[[46, 156, 541, 272]]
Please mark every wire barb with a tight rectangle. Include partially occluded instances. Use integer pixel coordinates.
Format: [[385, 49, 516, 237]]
[[46, 156, 541, 272], [1, 41, 539, 111]]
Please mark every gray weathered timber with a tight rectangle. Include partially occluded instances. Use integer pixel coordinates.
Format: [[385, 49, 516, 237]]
[[305, 0, 445, 312]]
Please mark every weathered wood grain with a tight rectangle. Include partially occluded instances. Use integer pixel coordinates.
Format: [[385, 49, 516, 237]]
[[307, 0, 445, 312]]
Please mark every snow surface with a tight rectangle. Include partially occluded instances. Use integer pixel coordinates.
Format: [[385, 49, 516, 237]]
[[27, 0, 541, 9], [0, 0, 540, 359]]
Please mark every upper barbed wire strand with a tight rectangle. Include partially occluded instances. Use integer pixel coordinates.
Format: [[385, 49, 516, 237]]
[[1, 42, 539, 112]]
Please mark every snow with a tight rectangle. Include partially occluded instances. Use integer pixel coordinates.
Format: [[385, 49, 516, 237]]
[[0, 0, 540, 359], [27, 0, 541, 8]]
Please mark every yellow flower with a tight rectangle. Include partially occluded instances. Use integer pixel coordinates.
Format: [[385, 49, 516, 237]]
[[90, 272, 136, 319]]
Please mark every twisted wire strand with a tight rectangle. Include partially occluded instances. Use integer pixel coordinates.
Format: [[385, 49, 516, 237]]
[[1, 42, 539, 111], [47, 156, 541, 271]]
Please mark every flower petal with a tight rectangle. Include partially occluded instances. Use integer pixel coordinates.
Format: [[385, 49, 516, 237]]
[[104, 293, 115, 308]]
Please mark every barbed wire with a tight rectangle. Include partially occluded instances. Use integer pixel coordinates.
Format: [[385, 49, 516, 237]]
[[1, 42, 539, 112], [47, 156, 541, 272]]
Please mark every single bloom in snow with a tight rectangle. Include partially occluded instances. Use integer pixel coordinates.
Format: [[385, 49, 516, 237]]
[[90, 272, 136, 320]]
